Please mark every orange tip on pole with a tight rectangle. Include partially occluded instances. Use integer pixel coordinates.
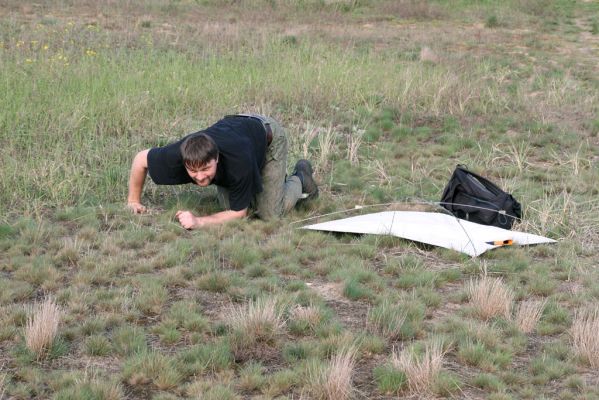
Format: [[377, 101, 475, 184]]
[[486, 239, 513, 246]]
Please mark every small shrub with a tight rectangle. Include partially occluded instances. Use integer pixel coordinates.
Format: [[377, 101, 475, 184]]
[[468, 276, 514, 320], [392, 341, 445, 395], [25, 297, 61, 359], [570, 308, 599, 367]]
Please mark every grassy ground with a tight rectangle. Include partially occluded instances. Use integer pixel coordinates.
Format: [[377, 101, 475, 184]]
[[1, 0, 599, 399]]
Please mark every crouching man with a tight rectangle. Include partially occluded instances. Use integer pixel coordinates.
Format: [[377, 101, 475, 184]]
[[126, 114, 318, 229]]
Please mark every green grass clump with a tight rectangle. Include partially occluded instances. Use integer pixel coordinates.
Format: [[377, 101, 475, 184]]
[[373, 364, 407, 394], [237, 361, 267, 392], [133, 279, 168, 316], [84, 335, 112, 356], [367, 299, 407, 339], [196, 271, 232, 293], [122, 352, 181, 390], [529, 355, 575, 384], [112, 326, 147, 356], [152, 321, 181, 345], [53, 376, 124, 400], [264, 368, 299, 397], [472, 373, 505, 392], [343, 278, 374, 301], [198, 385, 240, 400], [177, 341, 233, 377]]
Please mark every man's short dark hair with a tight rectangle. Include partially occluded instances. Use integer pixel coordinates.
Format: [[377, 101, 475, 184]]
[[180, 133, 219, 170]]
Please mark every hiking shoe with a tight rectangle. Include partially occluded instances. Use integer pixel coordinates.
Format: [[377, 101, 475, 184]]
[[293, 159, 319, 200]]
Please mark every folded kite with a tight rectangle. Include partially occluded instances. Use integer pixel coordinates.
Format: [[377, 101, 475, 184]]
[[302, 211, 556, 257]]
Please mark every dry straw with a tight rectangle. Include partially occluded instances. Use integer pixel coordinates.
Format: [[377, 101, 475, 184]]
[[226, 297, 285, 342], [392, 341, 445, 395], [514, 299, 547, 334], [25, 296, 61, 359], [291, 305, 322, 329], [308, 346, 357, 400], [0, 369, 6, 400], [468, 276, 514, 320], [570, 307, 599, 367]]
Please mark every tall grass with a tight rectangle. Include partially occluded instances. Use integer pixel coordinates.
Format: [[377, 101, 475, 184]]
[[0, 13, 559, 217]]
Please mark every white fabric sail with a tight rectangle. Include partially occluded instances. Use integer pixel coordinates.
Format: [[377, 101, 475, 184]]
[[302, 211, 556, 257]]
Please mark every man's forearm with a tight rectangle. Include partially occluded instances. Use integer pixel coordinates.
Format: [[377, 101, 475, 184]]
[[196, 209, 248, 227], [176, 208, 248, 229], [127, 150, 150, 203]]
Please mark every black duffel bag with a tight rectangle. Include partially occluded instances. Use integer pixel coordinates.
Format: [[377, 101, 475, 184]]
[[440, 165, 522, 230]]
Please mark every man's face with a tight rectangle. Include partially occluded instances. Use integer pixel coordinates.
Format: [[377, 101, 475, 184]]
[[185, 158, 218, 187]]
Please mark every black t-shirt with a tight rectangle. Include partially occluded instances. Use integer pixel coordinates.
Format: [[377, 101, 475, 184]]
[[147, 117, 267, 211]]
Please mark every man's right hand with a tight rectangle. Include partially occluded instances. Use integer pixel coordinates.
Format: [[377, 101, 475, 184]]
[[127, 202, 147, 214]]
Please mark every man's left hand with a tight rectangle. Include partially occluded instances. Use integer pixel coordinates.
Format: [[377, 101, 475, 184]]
[[175, 210, 201, 229]]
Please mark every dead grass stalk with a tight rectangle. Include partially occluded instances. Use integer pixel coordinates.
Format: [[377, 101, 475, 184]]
[[308, 346, 357, 400], [468, 276, 514, 320], [515, 299, 547, 333], [227, 297, 285, 342], [291, 305, 322, 329], [25, 296, 61, 359], [392, 340, 444, 395], [570, 307, 599, 367]]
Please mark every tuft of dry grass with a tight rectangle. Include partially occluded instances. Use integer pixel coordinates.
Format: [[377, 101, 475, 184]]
[[346, 126, 364, 166], [570, 307, 599, 367], [291, 305, 322, 329], [25, 296, 61, 359], [514, 299, 547, 333], [227, 297, 285, 343], [0, 369, 6, 400], [308, 346, 357, 400], [392, 341, 444, 395], [317, 125, 338, 174], [468, 276, 514, 320]]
